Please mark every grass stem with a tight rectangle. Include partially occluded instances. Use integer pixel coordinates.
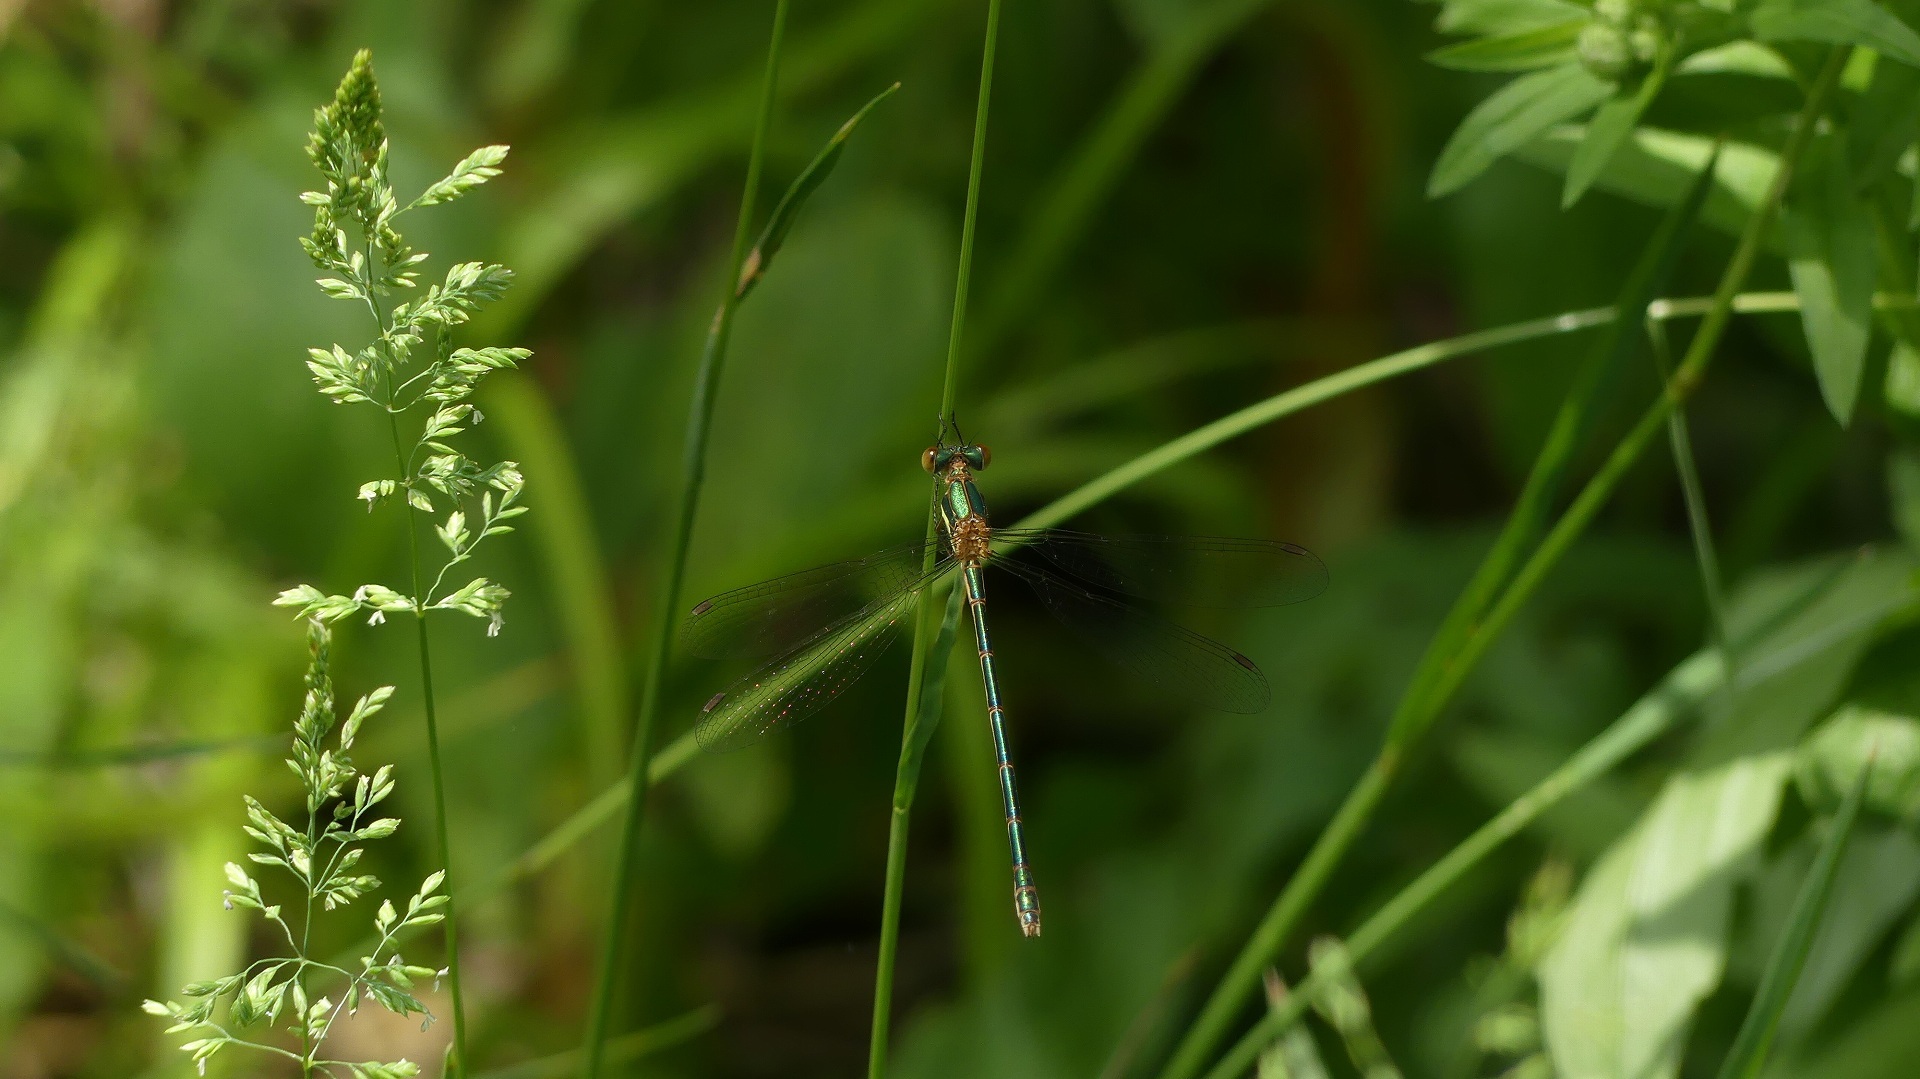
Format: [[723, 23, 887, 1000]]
[[868, 4, 1002, 1075], [389, 411, 470, 1078], [579, 4, 791, 1075]]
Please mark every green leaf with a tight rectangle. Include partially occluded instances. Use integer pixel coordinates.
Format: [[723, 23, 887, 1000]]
[[735, 82, 899, 300], [1750, 0, 1920, 69], [1539, 754, 1794, 1079], [1428, 63, 1614, 198], [1435, 0, 1586, 36], [1516, 126, 1779, 239], [1714, 756, 1872, 1079], [1562, 60, 1668, 209], [1428, 20, 1584, 72], [1783, 133, 1880, 426]]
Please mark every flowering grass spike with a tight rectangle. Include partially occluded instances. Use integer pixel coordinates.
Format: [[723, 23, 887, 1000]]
[[273, 48, 529, 634], [145, 620, 444, 1079]]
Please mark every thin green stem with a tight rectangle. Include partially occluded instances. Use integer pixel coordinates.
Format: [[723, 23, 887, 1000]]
[[580, 4, 790, 1076], [389, 411, 469, 1079], [1646, 315, 1730, 662], [869, 4, 1002, 1076], [1155, 48, 1846, 1079]]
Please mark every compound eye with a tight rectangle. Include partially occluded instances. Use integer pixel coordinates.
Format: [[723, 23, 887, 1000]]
[[921, 446, 938, 473], [975, 445, 992, 470]]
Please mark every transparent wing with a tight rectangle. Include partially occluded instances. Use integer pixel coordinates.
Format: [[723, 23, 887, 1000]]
[[992, 529, 1327, 609], [680, 540, 941, 660], [993, 555, 1271, 714], [693, 582, 939, 752]]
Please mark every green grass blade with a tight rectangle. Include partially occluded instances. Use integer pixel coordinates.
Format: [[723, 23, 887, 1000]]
[[870, 4, 1002, 1074], [1715, 757, 1873, 1079], [1646, 316, 1733, 665], [736, 82, 899, 300], [869, 583, 964, 1079], [473, 1006, 719, 1079], [581, 4, 792, 1075]]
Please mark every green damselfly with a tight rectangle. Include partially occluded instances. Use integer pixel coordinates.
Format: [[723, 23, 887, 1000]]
[[684, 428, 1327, 937]]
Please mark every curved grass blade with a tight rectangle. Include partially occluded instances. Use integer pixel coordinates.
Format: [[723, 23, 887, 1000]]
[[1714, 755, 1872, 1079], [736, 81, 901, 300]]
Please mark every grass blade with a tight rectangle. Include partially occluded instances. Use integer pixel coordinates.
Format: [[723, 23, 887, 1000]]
[[474, 1006, 718, 1079], [1646, 316, 1732, 665], [1715, 757, 1873, 1079], [581, 4, 791, 1075], [869, 4, 1002, 1075], [735, 82, 900, 300]]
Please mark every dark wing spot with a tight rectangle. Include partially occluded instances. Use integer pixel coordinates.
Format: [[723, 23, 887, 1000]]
[[702, 692, 727, 713], [1232, 652, 1259, 672], [691, 600, 713, 617]]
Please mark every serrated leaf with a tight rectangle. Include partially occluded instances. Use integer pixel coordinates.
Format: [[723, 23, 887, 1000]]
[[1429, 63, 1613, 197], [736, 83, 899, 300], [1783, 133, 1879, 426], [1428, 19, 1583, 72], [1750, 0, 1920, 69]]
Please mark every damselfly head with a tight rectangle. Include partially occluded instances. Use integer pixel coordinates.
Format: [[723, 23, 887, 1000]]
[[923, 440, 991, 473], [926, 414, 991, 473]]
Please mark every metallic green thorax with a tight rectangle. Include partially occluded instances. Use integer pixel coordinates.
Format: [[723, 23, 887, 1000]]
[[937, 460, 1042, 938]]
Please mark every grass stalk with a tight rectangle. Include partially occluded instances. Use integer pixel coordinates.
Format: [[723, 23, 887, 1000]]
[[1155, 49, 1846, 1079], [868, 4, 1002, 1075], [390, 410, 470, 1077], [1646, 315, 1731, 662], [579, 4, 790, 1075]]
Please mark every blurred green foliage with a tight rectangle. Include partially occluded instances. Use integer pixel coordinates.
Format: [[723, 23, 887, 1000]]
[[5, 1, 1920, 1078]]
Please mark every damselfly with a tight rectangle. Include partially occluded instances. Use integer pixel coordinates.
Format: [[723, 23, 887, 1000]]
[[683, 427, 1327, 937]]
